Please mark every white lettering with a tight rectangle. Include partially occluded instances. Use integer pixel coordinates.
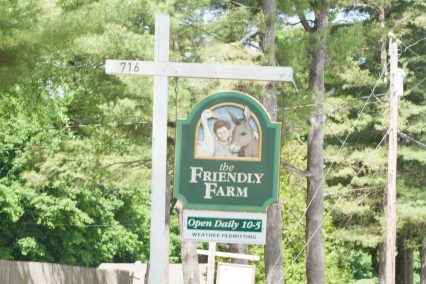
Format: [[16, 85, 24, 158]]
[[254, 173, 264, 184], [219, 172, 227, 182], [188, 167, 264, 184], [203, 170, 212, 181], [226, 186, 235, 196], [227, 172, 236, 183], [203, 184, 248, 199], [203, 182, 217, 199], [237, 187, 248, 198], [189, 167, 203, 183], [237, 173, 247, 183], [216, 186, 225, 196]]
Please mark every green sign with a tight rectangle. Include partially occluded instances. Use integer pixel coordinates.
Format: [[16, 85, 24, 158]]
[[182, 210, 267, 244], [187, 217, 262, 233], [174, 91, 281, 212]]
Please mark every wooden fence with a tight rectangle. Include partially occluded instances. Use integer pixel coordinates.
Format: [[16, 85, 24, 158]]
[[0, 260, 130, 284]]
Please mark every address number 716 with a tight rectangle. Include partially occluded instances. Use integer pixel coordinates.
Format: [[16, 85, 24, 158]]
[[120, 61, 140, 73]]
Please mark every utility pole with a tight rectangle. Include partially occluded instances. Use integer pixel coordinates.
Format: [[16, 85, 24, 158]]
[[385, 35, 400, 284]]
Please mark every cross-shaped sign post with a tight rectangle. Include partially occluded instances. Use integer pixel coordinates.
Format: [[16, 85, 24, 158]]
[[105, 14, 293, 284]]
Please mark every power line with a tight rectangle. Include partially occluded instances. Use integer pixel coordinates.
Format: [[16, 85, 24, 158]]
[[54, 121, 149, 129], [277, 103, 317, 111], [325, 99, 382, 116], [265, 63, 389, 282], [277, 94, 386, 113], [400, 77, 426, 98], [281, 132, 387, 282], [325, 122, 345, 144], [14, 222, 142, 228], [399, 39, 422, 57], [398, 131, 426, 149], [67, 112, 149, 123], [404, 38, 426, 50], [3, 120, 150, 132]]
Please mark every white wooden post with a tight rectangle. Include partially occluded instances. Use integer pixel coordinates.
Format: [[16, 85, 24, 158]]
[[148, 14, 170, 284], [105, 13, 294, 284], [197, 250, 260, 261], [207, 242, 216, 284]]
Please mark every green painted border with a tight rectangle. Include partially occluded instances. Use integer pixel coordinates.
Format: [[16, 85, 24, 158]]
[[174, 91, 281, 212]]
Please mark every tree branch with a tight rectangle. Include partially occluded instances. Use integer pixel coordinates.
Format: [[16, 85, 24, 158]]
[[345, 3, 379, 14], [230, 0, 257, 9], [105, 159, 151, 169], [239, 28, 259, 45], [288, 20, 315, 27], [298, 13, 314, 33], [281, 160, 311, 176]]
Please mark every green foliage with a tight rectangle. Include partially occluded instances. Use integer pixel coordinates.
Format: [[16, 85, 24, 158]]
[[280, 144, 308, 283], [57, 0, 98, 10], [0, 0, 157, 266], [16, 237, 46, 259], [278, 0, 425, 282]]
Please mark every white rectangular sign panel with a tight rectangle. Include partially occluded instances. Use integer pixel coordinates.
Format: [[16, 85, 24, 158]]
[[105, 60, 293, 82], [182, 210, 266, 245], [216, 263, 256, 284]]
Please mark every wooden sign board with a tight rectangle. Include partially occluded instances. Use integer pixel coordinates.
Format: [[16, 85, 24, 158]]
[[174, 91, 281, 212]]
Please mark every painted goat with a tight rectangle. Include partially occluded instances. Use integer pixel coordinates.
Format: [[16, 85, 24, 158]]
[[229, 106, 259, 158]]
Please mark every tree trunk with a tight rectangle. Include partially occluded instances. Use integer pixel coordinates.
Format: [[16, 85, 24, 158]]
[[378, 10, 389, 279], [379, 5, 388, 81], [396, 235, 413, 284], [306, 113, 325, 284], [177, 203, 200, 284], [261, 0, 277, 122], [302, 0, 329, 283], [230, 244, 249, 264], [421, 244, 426, 284], [380, 176, 387, 283], [405, 248, 413, 284], [396, 237, 403, 284], [379, 242, 387, 284], [372, 247, 379, 275], [265, 203, 284, 283], [260, 0, 277, 122], [260, 0, 284, 283], [305, 1, 329, 284]]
